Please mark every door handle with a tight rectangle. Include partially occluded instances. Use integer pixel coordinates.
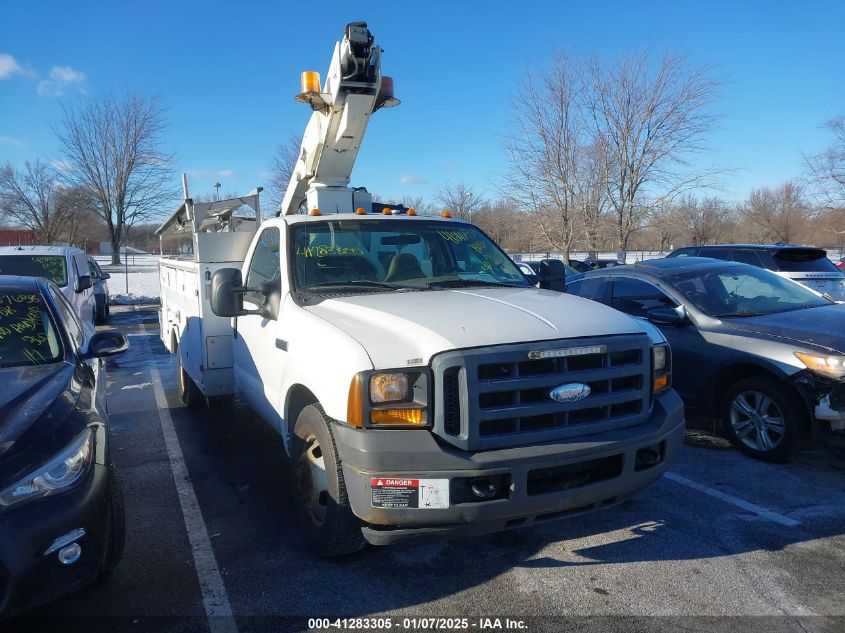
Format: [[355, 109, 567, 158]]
[[275, 339, 288, 351]]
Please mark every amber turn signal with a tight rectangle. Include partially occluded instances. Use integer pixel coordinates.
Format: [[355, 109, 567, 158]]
[[346, 375, 363, 428], [653, 374, 669, 393], [370, 408, 425, 426]]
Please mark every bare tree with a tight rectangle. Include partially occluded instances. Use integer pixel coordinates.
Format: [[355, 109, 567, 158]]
[[56, 92, 175, 263], [472, 199, 524, 249], [0, 159, 77, 244], [399, 195, 432, 215], [502, 53, 585, 260], [266, 134, 302, 213], [747, 182, 808, 244], [575, 140, 609, 254], [804, 116, 845, 209], [671, 195, 735, 245], [434, 181, 485, 221], [57, 186, 104, 247], [585, 53, 722, 252]]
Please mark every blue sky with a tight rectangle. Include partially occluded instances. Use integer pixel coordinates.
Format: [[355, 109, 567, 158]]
[[1, 0, 843, 212]]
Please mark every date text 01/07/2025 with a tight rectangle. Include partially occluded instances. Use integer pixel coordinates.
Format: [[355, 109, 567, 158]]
[[308, 617, 528, 630]]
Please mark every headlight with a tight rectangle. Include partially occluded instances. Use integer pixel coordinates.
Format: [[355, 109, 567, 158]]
[[654, 345, 667, 371], [369, 372, 410, 403], [347, 371, 429, 429], [653, 344, 671, 393], [0, 429, 94, 510], [795, 352, 845, 380]]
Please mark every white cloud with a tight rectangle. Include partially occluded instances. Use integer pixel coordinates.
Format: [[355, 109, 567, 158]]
[[37, 65, 86, 97], [0, 135, 23, 146], [400, 173, 429, 185], [0, 53, 24, 79], [188, 168, 236, 180]]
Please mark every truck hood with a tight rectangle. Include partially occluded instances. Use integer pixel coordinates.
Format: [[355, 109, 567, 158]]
[[304, 288, 645, 368], [718, 304, 845, 354]]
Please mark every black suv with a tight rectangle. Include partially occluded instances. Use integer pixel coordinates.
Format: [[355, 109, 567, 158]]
[[667, 244, 845, 301]]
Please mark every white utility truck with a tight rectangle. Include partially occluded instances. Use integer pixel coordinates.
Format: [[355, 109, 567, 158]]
[[158, 22, 685, 556]]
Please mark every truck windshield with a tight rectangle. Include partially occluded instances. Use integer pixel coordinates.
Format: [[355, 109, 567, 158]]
[[0, 291, 63, 368], [667, 265, 831, 317], [0, 255, 68, 287], [291, 219, 529, 293]]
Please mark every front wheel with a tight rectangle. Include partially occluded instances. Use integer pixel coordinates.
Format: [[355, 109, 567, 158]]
[[290, 404, 365, 557], [722, 376, 805, 462], [100, 463, 126, 577], [176, 344, 201, 407]]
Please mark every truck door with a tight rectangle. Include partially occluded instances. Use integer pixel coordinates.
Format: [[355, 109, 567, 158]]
[[234, 226, 286, 429]]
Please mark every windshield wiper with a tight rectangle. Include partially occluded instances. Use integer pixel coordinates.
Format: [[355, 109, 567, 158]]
[[426, 279, 526, 289], [306, 280, 417, 291]]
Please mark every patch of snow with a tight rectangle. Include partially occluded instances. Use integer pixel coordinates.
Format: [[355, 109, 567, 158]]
[[95, 254, 161, 305], [121, 382, 153, 390]]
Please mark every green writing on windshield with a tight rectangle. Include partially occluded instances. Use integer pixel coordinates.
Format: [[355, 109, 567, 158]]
[[296, 245, 364, 258]]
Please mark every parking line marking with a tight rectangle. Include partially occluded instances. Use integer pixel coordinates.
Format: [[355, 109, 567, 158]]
[[146, 338, 239, 633], [664, 472, 801, 527]]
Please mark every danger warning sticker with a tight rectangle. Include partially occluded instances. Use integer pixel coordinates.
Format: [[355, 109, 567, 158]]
[[370, 478, 449, 509]]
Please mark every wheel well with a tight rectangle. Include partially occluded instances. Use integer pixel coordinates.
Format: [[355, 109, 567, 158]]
[[171, 329, 178, 352], [711, 363, 794, 413], [285, 385, 319, 434]]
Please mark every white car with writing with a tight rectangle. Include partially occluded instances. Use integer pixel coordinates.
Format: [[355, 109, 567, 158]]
[[0, 246, 95, 323]]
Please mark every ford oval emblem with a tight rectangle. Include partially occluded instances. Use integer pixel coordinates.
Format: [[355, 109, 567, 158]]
[[550, 383, 591, 404]]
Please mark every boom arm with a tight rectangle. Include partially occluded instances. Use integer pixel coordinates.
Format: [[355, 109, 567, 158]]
[[280, 22, 399, 216]]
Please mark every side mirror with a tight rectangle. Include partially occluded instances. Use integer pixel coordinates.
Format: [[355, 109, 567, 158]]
[[77, 275, 93, 292], [538, 259, 566, 292], [211, 268, 247, 317], [210, 268, 269, 318], [84, 331, 129, 358], [648, 306, 688, 327], [100, 272, 111, 280]]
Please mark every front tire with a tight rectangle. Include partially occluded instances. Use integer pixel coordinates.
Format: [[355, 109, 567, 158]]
[[290, 404, 365, 557], [175, 343, 201, 407], [101, 463, 126, 576], [722, 376, 805, 462]]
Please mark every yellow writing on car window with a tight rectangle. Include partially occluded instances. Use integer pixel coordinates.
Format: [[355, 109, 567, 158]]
[[0, 293, 39, 305], [437, 230, 472, 244], [296, 245, 363, 258], [33, 257, 66, 281], [23, 348, 47, 364], [0, 304, 41, 340]]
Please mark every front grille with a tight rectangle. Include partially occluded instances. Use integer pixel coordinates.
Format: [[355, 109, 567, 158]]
[[527, 454, 623, 495], [432, 334, 651, 450], [443, 367, 462, 436]]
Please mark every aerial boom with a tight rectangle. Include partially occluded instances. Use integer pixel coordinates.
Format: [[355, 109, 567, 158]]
[[280, 22, 399, 216]]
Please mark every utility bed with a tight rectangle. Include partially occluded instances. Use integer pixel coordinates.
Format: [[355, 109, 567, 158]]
[[156, 189, 262, 398]]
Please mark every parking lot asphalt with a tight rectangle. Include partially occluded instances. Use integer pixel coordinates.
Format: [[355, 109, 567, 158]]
[[9, 306, 845, 633]]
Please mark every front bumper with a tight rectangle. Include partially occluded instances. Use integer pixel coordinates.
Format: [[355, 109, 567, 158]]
[[791, 372, 845, 431], [814, 383, 845, 430], [0, 463, 111, 618], [334, 390, 685, 545]]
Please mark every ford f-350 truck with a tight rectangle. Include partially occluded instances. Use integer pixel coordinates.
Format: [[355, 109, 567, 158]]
[[157, 22, 685, 556]]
